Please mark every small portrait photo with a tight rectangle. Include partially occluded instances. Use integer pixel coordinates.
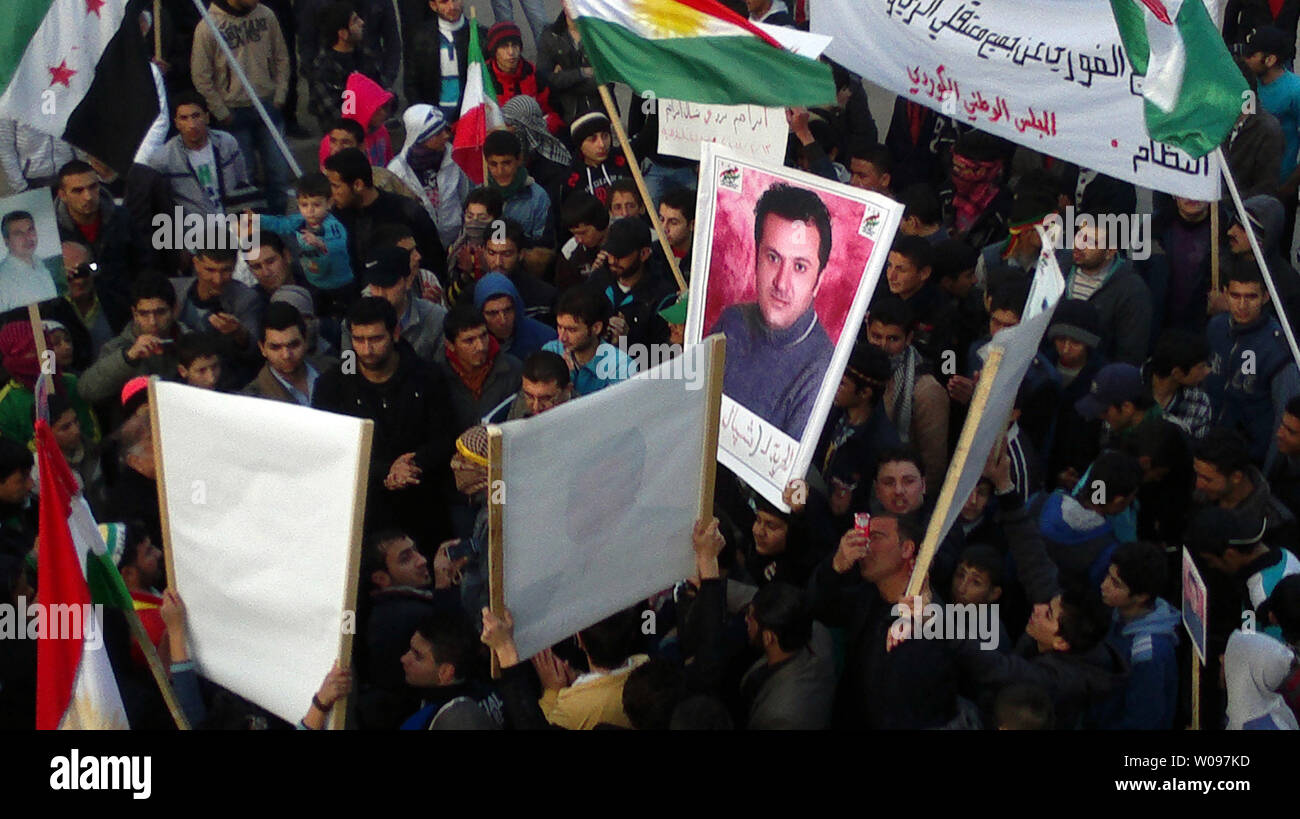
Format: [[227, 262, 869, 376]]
[[0, 187, 63, 314], [687, 144, 903, 506]]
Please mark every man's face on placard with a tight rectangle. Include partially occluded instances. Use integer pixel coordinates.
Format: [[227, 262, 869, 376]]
[[3, 217, 37, 262], [753, 213, 824, 331]]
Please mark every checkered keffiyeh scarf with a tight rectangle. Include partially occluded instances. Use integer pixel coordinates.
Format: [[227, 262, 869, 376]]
[[502, 95, 572, 167]]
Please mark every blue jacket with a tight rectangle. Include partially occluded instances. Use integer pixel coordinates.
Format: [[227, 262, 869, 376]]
[[259, 212, 354, 290], [1029, 490, 1118, 591], [473, 273, 557, 360], [499, 176, 555, 247], [1205, 311, 1300, 464], [1092, 598, 1180, 730]]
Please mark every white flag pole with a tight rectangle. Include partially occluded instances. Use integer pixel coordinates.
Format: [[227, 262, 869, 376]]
[[1214, 147, 1300, 371], [189, 0, 302, 180]]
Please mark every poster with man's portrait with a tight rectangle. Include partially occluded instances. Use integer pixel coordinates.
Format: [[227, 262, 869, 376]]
[[0, 188, 62, 314], [685, 144, 903, 509]]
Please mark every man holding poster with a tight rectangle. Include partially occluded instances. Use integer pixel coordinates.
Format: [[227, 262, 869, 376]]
[[707, 183, 835, 440]]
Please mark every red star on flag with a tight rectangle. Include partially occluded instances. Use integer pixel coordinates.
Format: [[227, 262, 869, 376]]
[[48, 60, 77, 88], [85, 0, 105, 15]]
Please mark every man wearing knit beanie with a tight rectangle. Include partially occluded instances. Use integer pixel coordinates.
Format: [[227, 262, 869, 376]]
[[485, 21, 564, 133], [1043, 300, 1106, 490], [556, 110, 629, 210]]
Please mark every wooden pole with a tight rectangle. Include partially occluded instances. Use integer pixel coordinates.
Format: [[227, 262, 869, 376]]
[[596, 84, 688, 292], [696, 335, 726, 521], [1210, 199, 1220, 293], [147, 378, 179, 593], [329, 419, 373, 730], [153, 0, 163, 62], [123, 603, 191, 729], [487, 426, 505, 679], [1190, 652, 1201, 731], [905, 347, 1005, 599]]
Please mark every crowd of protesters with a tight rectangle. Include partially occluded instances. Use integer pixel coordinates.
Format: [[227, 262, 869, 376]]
[[2, 0, 1300, 731]]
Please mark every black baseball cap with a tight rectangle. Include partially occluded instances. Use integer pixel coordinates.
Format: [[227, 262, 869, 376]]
[[363, 246, 411, 288], [1074, 363, 1143, 420]]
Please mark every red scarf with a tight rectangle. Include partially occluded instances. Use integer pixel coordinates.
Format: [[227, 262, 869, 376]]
[[950, 155, 1003, 234], [444, 335, 500, 399]]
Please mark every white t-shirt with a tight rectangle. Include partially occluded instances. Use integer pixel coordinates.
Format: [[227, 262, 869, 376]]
[[186, 141, 223, 213]]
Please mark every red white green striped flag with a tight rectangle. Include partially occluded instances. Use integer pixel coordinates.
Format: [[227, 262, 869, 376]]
[[568, 0, 835, 107], [0, 0, 159, 174], [453, 22, 504, 186], [35, 420, 129, 730], [1109, 0, 1248, 158]]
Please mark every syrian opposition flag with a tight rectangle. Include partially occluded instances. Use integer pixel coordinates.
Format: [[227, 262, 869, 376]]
[[35, 420, 130, 730], [0, 0, 160, 175], [1110, 0, 1248, 157], [568, 0, 835, 107], [452, 22, 504, 186]]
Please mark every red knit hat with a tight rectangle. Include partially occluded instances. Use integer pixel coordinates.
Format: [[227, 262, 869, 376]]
[[487, 21, 522, 56]]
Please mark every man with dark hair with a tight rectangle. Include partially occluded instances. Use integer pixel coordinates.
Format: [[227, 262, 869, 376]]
[[243, 232, 302, 307], [932, 238, 985, 377], [323, 118, 419, 201], [1074, 363, 1160, 451], [543, 286, 636, 395], [176, 333, 225, 390], [812, 342, 899, 520], [80, 275, 189, 406], [866, 297, 949, 487], [1189, 506, 1300, 637], [1063, 217, 1151, 365], [535, 607, 648, 729], [244, 302, 337, 404], [897, 183, 949, 244], [191, 0, 292, 214], [173, 246, 265, 387], [446, 188, 505, 305], [658, 187, 696, 280], [54, 160, 152, 303], [1028, 449, 1142, 591], [881, 234, 954, 367], [1193, 428, 1298, 548], [707, 183, 836, 440], [845, 142, 893, 196], [1092, 541, 1180, 730], [308, 2, 384, 128], [358, 528, 461, 729], [399, 611, 504, 729], [483, 111, 554, 247], [313, 296, 457, 548], [150, 90, 254, 217], [435, 303, 522, 434], [588, 218, 676, 349], [325, 147, 445, 279], [0, 437, 36, 560], [487, 349, 572, 422], [346, 245, 447, 362], [1268, 394, 1300, 519], [1147, 328, 1213, 440], [1205, 263, 1300, 465], [555, 191, 610, 290], [480, 219, 556, 323], [0, 210, 56, 313], [739, 581, 835, 729], [607, 177, 645, 222]]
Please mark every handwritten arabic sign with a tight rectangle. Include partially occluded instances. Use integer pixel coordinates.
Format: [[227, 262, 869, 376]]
[[685, 144, 904, 510], [814, 0, 1221, 200], [658, 99, 788, 164]]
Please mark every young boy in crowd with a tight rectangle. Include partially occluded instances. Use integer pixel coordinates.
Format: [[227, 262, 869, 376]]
[[257, 172, 355, 315], [176, 334, 225, 391]]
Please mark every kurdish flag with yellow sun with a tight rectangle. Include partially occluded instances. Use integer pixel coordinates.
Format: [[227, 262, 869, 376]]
[[569, 0, 835, 107]]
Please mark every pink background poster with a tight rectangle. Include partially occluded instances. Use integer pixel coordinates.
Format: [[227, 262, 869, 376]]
[[701, 165, 879, 345]]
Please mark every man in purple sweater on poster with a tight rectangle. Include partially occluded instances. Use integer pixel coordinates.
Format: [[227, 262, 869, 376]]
[[708, 183, 835, 440]]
